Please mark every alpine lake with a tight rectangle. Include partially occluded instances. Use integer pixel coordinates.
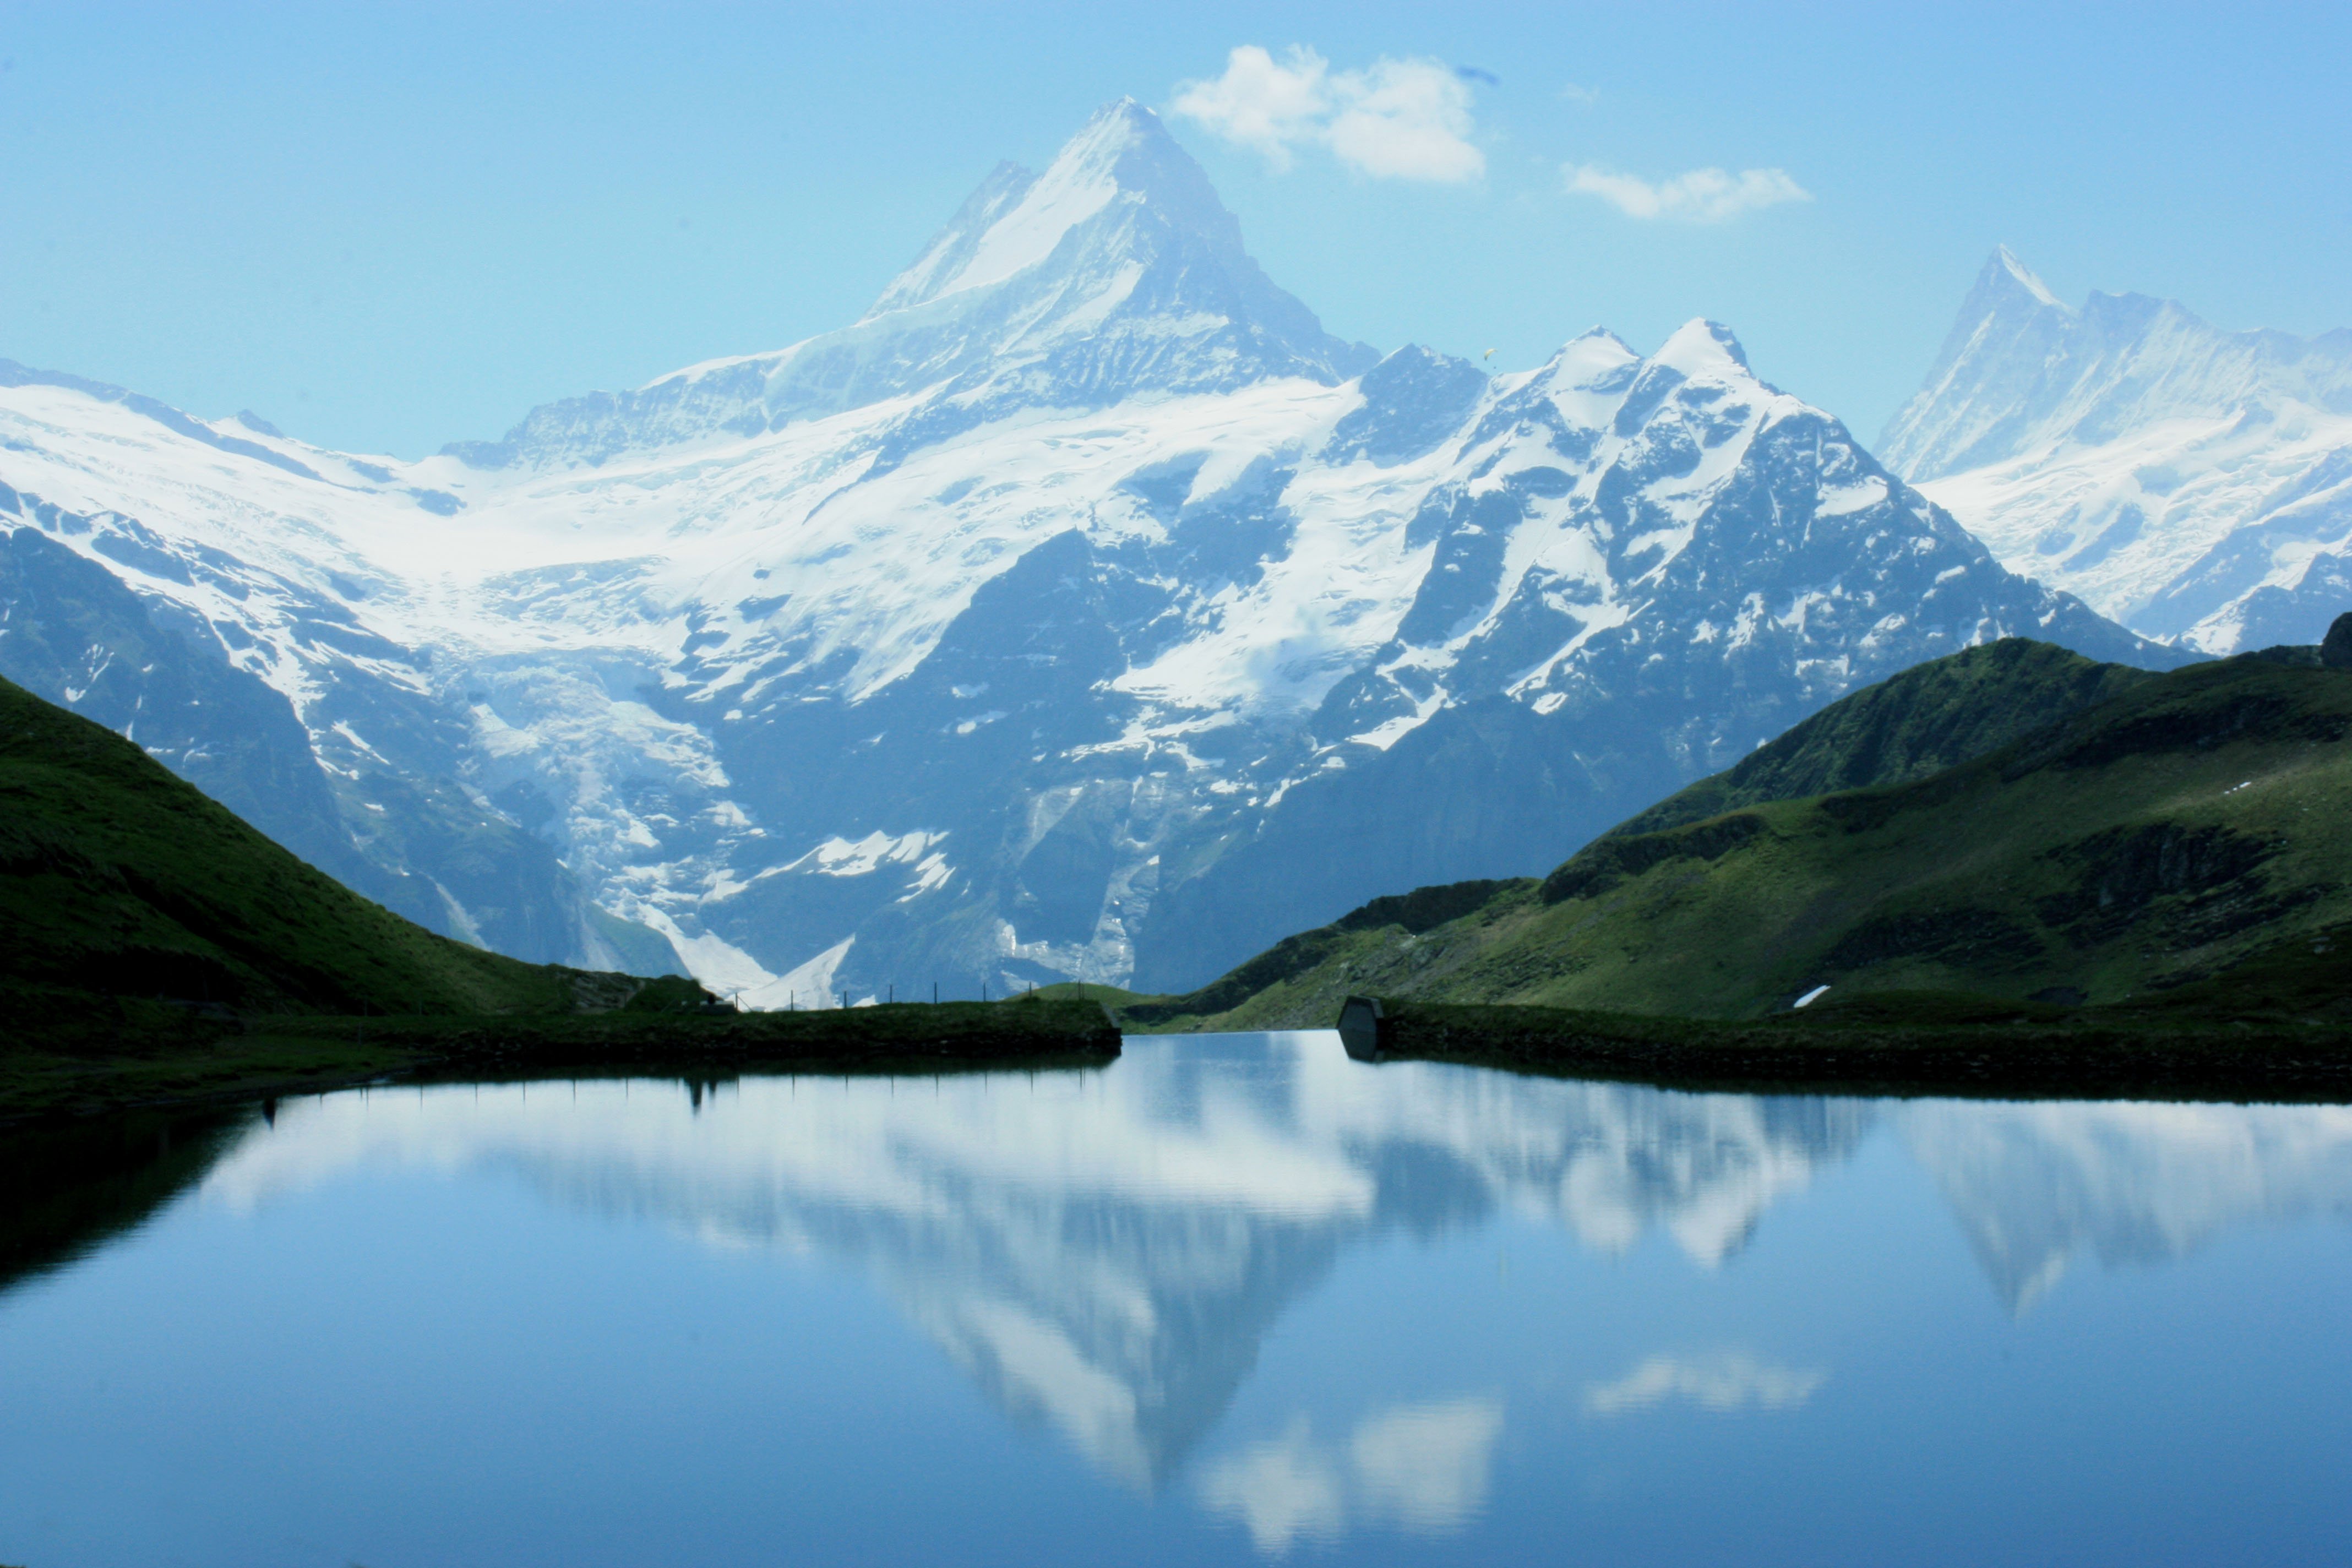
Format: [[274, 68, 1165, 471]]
[[5, 1031, 2349, 1566]]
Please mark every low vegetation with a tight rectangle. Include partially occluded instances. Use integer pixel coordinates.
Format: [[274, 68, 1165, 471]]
[[0, 998, 1124, 1123], [1344, 918, 2352, 1099], [0, 669, 610, 1019]]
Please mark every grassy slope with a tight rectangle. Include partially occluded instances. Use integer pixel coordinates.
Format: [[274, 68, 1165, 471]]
[[1362, 913, 2352, 1099], [1610, 637, 2155, 836], [1151, 642, 2352, 1031], [0, 672, 596, 1016], [1357, 932, 2352, 1099], [0, 676, 1118, 1118], [1115, 879, 1525, 1030], [0, 997, 1125, 1122]]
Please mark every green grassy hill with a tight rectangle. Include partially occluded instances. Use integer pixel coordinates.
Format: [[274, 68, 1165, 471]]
[[1140, 627, 2352, 1031], [1608, 636, 2157, 837], [0, 672, 658, 1022]]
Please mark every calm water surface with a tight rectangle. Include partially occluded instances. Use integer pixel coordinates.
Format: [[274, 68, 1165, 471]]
[[5, 1031, 2351, 1565]]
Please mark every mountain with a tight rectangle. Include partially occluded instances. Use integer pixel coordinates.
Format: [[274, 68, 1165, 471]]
[[448, 100, 1376, 471], [1148, 629, 2352, 1027], [0, 672, 651, 1019], [0, 105, 2184, 1004], [1881, 247, 2352, 652]]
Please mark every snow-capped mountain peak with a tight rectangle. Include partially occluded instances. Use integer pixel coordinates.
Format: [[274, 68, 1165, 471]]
[[1887, 248, 2352, 649], [453, 100, 1373, 472], [1497, 328, 1636, 411], [1992, 243, 2065, 311], [1876, 248, 2078, 483], [866, 97, 1221, 317], [1885, 247, 2352, 486], [1651, 318, 1752, 378]]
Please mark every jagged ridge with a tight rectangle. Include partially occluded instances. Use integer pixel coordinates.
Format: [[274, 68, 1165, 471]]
[[1883, 248, 2352, 651]]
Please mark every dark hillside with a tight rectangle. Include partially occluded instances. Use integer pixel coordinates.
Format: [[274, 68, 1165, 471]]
[[1610, 639, 2155, 837], [0, 672, 604, 1018], [1120, 878, 1526, 1027]]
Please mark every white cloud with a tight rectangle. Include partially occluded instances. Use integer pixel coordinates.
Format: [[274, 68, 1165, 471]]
[[1564, 162, 1811, 223], [1173, 45, 1485, 184], [1170, 45, 1331, 171], [1324, 58, 1484, 182], [1583, 1352, 1825, 1417]]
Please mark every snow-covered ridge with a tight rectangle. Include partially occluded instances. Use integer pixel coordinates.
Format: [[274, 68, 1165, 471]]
[[1882, 247, 2352, 650], [865, 101, 1137, 313], [1994, 244, 2063, 310], [1886, 247, 2352, 484]]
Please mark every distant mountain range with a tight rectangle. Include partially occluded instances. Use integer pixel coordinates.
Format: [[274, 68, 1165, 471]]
[[0, 102, 2192, 1000], [1883, 246, 2352, 652]]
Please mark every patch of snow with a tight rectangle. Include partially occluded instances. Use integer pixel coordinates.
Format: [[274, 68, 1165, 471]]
[[1816, 476, 1888, 517], [785, 830, 949, 879], [758, 937, 855, 1011]]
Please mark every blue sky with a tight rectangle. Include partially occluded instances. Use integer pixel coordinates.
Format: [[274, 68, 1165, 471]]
[[3, 3, 2346, 459]]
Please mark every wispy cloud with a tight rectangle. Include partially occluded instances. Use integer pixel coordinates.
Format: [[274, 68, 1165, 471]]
[[1564, 162, 1810, 223], [1173, 45, 1485, 183], [1584, 1353, 1825, 1417]]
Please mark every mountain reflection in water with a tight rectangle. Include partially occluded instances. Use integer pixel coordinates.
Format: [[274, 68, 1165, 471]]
[[188, 1039, 1862, 1487], [1904, 1098, 2352, 1311], [7, 1032, 2351, 1565], [177, 1035, 2350, 1490]]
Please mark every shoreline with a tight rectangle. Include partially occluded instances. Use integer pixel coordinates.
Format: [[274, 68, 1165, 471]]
[[17, 989, 2352, 1121], [1335, 997, 2352, 1103], [0, 998, 1124, 1125]]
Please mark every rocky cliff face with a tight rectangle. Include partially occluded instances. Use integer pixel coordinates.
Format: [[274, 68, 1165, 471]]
[[1882, 247, 2352, 652], [0, 106, 2176, 998]]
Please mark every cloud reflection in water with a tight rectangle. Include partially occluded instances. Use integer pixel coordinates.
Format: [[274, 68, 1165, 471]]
[[1584, 1353, 1826, 1417], [1195, 1397, 1505, 1551]]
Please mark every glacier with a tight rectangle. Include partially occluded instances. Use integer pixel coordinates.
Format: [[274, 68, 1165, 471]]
[[0, 101, 2181, 1000], [1882, 246, 2352, 652]]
